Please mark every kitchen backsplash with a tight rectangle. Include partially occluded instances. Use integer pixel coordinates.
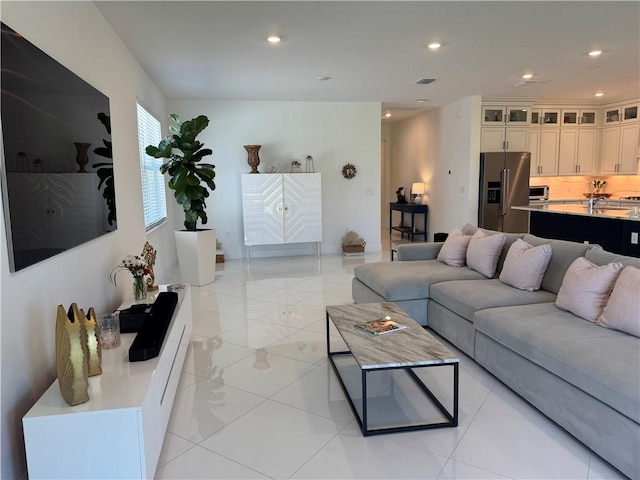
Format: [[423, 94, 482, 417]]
[[531, 175, 640, 200]]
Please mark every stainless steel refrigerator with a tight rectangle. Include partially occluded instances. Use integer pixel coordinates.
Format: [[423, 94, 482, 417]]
[[478, 152, 530, 233]]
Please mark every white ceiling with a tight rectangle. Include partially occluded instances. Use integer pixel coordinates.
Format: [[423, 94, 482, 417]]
[[96, 1, 640, 122]]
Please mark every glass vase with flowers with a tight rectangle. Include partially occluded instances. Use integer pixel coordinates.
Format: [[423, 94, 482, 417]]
[[110, 255, 151, 300]]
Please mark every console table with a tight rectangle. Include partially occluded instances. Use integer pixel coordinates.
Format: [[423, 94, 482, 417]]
[[390, 203, 428, 259], [22, 286, 192, 479]]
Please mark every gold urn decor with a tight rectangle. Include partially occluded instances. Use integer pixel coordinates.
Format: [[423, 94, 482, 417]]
[[56, 304, 90, 406], [81, 307, 102, 377], [244, 145, 261, 174]]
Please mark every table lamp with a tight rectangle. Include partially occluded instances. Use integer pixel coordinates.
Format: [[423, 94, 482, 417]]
[[411, 182, 425, 204]]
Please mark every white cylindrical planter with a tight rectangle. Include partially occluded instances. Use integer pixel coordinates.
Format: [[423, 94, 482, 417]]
[[174, 229, 217, 286]]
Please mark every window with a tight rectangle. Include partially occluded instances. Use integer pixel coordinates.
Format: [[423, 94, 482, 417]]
[[137, 103, 167, 229]]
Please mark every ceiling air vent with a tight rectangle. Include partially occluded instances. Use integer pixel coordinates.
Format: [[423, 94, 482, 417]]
[[415, 78, 436, 85]]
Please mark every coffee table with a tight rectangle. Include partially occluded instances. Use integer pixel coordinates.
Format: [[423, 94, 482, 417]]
[[326, 302, 458, 436]]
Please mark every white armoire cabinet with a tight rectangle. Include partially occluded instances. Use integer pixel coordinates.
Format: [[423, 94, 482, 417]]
[[241, 173, 322, 256]]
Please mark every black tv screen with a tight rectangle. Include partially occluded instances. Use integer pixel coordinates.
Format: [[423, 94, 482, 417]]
[[1, 22, 117, 272]]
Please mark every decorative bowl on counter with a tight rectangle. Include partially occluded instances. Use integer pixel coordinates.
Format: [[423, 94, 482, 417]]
[[582, 192, 613, 199]]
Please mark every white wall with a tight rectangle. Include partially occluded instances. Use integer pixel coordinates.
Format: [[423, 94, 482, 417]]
[[380, 123, 392, 229], [430, 96, 482, 234], [0, 3, 171, 478], [389, 97, 481, 239], [167, 100, 382, 257]]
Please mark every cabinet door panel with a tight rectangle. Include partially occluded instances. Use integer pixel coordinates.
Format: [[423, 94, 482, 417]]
[[619, 123, 639, 173], [605, 108, 621, 124], [600, 127, 621, 174], [482, 106, 506, 125], [576, 129, 597, 175], [241, 174, 284, 245], [561, 110, 579, 126], [506, 107, 530, 125], [480, 127, 505, 151], [622, 104, 638, 123], [529, 129, 541, 176], [558, 130, 578, 175], [283, 174, 322, 243], [505, 127, 529, 151], [539, 129, 560, 175], [542, 110, 560, 126]]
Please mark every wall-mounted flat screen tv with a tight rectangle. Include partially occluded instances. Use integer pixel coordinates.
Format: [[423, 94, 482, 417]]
[[1, 22, 117, 272]]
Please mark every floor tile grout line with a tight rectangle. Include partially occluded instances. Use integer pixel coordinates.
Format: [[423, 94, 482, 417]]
[[185, 438, 278, 480], [285, 419, 356, 480], [155, 440, 199, 470]]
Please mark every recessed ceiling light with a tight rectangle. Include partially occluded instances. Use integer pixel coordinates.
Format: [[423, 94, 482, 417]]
[[522, 73, 533, 79], [267, 35, 281, 44], [427, 42, 441, 50], [588, 50, 602, 57], [317, 76, 332, 81], [384, 111, 391, 118], [415, 99, 428, 103], [595, 92, 604, 97]]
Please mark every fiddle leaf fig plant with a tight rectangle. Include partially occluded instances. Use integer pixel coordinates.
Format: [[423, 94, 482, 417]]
[[145, 114, 215, 231]]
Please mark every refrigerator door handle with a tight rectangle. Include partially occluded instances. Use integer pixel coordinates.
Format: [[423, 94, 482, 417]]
[[502, 169, 510, 216]]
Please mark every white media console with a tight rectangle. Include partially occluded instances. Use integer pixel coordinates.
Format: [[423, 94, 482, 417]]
[[22, 285, 192, 479]]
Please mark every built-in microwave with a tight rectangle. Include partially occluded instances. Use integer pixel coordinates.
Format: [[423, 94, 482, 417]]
[[529, 185, 549, 201]]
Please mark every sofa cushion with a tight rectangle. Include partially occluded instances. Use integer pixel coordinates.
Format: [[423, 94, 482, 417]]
[[352, 260, 485, 302], [461, 224, 524, 274], [522, 234, 590, 294], [473, 302, 640, 424], [430, 279, 556, 322], [597, 266, 640, 337], [586, 245, 640, 268], [555, 257, 623, 322], [499, 239, 552, 291], [436, 228, 471, 267], [466, 230, 505, 278]]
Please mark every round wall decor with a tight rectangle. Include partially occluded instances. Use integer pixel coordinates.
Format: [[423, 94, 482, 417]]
[[341, 163, 357, 179]]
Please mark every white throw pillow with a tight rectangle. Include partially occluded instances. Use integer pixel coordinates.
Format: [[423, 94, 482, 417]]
[[436, 228, 471, 267], [555, 257, 623, 322], [499, 239, 552, 291], [466, 230, 505, 278], [596, 266, 640, 337]]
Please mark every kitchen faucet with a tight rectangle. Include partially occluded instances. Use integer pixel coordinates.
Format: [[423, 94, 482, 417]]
[[588, 194, 604, 214]]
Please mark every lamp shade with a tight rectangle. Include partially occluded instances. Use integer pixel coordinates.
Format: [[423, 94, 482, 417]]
[[411, 182, 425, 195]]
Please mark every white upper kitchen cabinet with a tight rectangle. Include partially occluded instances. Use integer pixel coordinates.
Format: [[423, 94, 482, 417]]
[[481, 127, 529, 152], [531, 108, 561, 126], [558, 129, 598, 175], [481, 105, 530, 126], [530, 128, 560, 176], [605, 103, 639, 124], [600, 123, 639, 174], [560, 109, 599, 127]]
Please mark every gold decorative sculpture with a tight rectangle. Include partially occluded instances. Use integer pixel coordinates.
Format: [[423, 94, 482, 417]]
[[81, 307, 102, 377], [56, 304, 89, 406], [141, 241, 158, 291]]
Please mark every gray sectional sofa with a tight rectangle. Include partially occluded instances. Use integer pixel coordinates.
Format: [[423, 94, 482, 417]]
[[352, 224, 640, 479]]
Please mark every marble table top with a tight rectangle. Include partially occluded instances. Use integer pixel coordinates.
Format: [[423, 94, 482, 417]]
[[326, 303, 458, 370]]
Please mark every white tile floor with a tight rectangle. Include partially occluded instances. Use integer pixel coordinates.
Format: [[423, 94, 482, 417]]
[[156, 251, 626, 480]]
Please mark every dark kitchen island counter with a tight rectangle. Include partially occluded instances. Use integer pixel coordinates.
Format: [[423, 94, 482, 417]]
[[512, 204, 639, 257]]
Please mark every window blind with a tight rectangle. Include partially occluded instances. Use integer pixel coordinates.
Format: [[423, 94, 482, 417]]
[[137, 104, 167, 229]]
